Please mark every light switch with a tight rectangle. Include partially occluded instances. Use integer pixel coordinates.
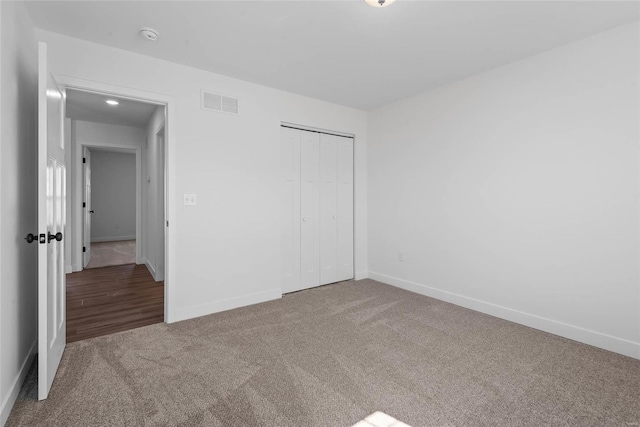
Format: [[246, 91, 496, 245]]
[[183, 194, 197, 206]]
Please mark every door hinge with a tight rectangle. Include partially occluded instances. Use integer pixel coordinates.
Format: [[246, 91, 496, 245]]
[[83, 202, 86, 208], [166, 221, 169, 227], [83, 157, 86, 164], [83, 246, 86, 253]]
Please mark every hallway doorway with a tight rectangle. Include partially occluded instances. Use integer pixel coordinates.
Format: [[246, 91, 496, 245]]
[[64, 88, 167, 341], [83, 147, 137, 269]]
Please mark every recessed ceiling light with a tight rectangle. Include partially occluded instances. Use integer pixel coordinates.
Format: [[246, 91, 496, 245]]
[[106, 99, 119, 106], [364, 0, 396, 7], [139, 27, 159, 42]]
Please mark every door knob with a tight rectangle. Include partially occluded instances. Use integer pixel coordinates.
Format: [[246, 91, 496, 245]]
[[48, 232, 63, 243], [89, 210, 94, 214], [302, 217, 308, 222], [25, 233, 42, 243]]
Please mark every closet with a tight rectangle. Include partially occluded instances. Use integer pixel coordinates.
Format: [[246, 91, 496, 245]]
[[281, 125, 354, 293]]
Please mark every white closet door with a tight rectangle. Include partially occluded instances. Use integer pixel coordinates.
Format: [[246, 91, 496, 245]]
[[337, 136, 354, 281], [319, 133, 338, 285], [300, 130, 320, 289], [280, 127, 301, 293]]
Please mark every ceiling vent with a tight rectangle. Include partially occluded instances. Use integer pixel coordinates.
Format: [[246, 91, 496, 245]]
[[201, 90, 239, 115]]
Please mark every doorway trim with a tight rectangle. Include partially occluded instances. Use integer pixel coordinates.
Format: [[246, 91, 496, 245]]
[[57, 74, 177, 323], [153, 125, 166, 282]]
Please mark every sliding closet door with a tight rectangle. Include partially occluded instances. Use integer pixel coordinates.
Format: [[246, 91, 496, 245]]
[[337, 137, 354, 281], [319, 134, 338, 285], [281, 126, 353, 293], [300, 130, 320, 289], [280, 127, 301, 293]]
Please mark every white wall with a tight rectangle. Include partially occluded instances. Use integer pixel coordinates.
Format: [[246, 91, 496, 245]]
[[0, 1, 38, 425], [38, 30, 368, 322], [75, 120, 147, 147], [89, 150, 136, 242], [368, 22, 640, 359], [142, 106, 165, 281], [68, 120, 145, 271]]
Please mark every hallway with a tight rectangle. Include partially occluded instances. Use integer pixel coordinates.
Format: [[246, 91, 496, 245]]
[[86, 240, 136, 269], [66, 264, 164, 343]]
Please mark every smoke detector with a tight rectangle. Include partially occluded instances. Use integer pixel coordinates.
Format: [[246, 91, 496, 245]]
[[364, 0, 396, 7], [139, 27, 159, 41]]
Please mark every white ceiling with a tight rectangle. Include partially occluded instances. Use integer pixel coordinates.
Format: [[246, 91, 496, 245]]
[[66, 89, 158, 128], [28, 1, 640, 111]]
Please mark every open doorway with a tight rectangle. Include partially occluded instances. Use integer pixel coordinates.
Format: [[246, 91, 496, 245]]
[[64, 88, 167, 342], [83, 147, 137, 269]]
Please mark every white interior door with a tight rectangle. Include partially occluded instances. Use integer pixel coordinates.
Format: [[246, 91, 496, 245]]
[[37, 42, 67, 400], [83, 148, 91, 267], [337, 137, 354, 281], [300, 130, 320, 289], [319, 134, 338, 285], [281, 127, 301, 293]]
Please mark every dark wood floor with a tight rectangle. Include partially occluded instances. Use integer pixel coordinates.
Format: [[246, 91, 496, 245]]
[[66, 264, 164, 343]]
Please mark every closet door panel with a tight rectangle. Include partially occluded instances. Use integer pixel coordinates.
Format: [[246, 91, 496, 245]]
[[337, 137, 354, 281], [300, 130, 320, 289], [319, 134, 338, 286], [280, 127, 301, 293]]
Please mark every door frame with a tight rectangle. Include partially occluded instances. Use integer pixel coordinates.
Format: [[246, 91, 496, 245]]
[[57, 75, 176, 323], [154, 125, 166, 281], [79, 144, 141, 266]]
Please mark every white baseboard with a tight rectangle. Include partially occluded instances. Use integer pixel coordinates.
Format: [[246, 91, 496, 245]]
[[354, 270, 368, 280], [143, 258, 158, 281], [368, 271, 640, 360], [0, 340, 36, 427], [90, 235, 135, 243], [142, 258, 164, 282], [71, 263, 83, 273], [65, 265, 73, 274], [172, 288, 282, 323]]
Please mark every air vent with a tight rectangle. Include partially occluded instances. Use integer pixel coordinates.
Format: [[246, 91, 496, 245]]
[[201, 90, 239, 115]]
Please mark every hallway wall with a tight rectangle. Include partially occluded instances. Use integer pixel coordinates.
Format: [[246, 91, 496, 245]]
[[142, 106, 165, 281]]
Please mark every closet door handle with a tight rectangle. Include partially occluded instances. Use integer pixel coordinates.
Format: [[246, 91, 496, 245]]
[[302, 217, 308, 222]]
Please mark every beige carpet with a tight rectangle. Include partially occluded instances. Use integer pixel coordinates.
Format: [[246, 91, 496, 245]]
[[7, 279, 640, 427], [86, 240, 136, 269]]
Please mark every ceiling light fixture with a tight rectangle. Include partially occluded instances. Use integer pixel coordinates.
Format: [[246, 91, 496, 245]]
[[139, 27, 159, 41], [105, 99, 119, 106], [364, 0, 396, 7]]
